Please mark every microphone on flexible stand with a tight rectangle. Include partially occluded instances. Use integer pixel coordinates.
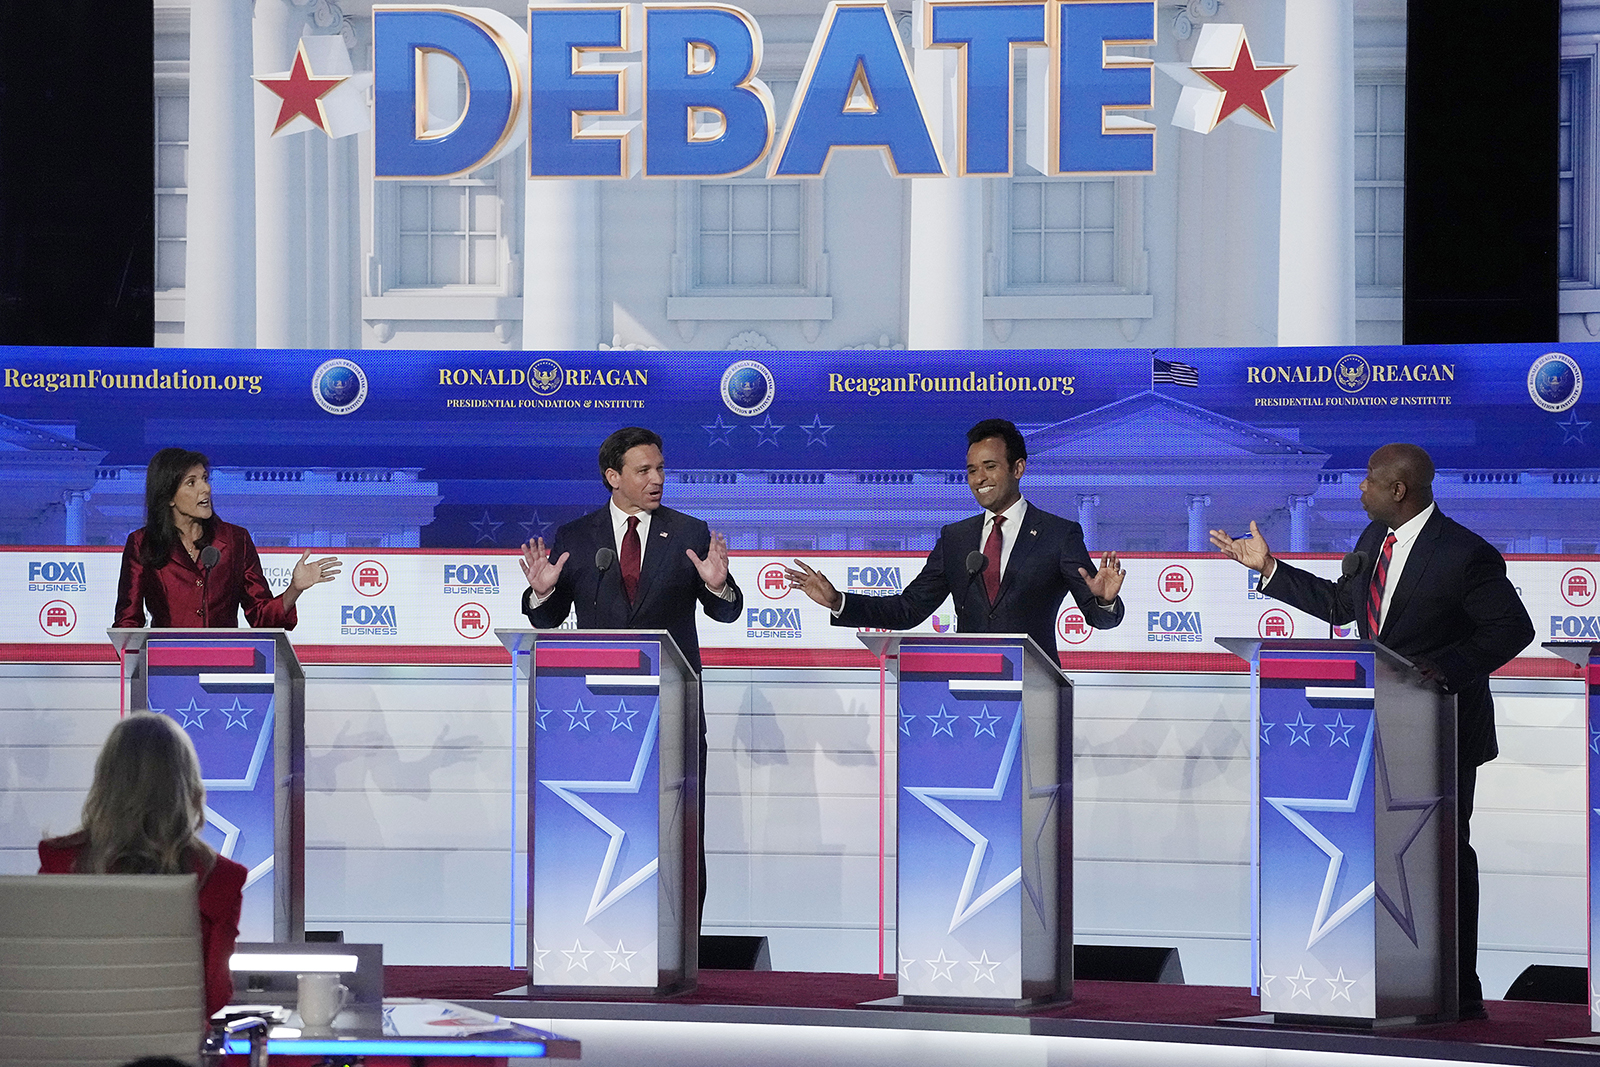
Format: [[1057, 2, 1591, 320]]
[[197, 545, 220, 626], [594, 547, 616, 608], [1330, 550, 1368, 638], [964, 551, 988, 609]]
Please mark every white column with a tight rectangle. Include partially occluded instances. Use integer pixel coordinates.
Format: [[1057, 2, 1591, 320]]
[[304, 129, 330, 349], [1186, 494, 1211, 552], [523, 182, 600, 350], [185, 0, 256, 346], [327, 131, 358, 348], [62, 491, 89, 546], [1277, 0, 1355, 346], [906, 47, 984, 349], [254, 0, 309, 349], [1288, 494, 1312, 552], [1076, 493, 1100, 547]]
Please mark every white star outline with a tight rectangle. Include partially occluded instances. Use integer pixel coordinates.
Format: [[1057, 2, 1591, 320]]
[[1285, 966, 1317, 999], [969, 951, 1002, 983], [562, 939, 593, 971], [531, 940, 550, 972], [219, 698, 252, 730], [540, 703, 662, 923], [1284, 712, 1315, 745], [604, 940, 637, 972], [905, 710, 1024, 934], [925, 950, 958, 981], [1370, 726, 1443, 946], [1263, 714, 1376, 949], [1326, 967, 1358, 1002]]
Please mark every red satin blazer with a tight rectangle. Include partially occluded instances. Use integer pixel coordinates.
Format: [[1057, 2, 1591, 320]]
[[39, 839, 248, 1018], [113, 521, 297, 629]]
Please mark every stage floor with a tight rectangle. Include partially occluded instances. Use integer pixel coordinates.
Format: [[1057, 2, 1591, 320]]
[[386, 967, 1600, 1067]]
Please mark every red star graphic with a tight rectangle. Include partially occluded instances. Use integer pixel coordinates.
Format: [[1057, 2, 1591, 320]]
[[1193, 35, 1293, 130], [255, 44, 347, 135]]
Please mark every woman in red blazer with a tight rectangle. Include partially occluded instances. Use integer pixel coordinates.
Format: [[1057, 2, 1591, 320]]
[[39, 711, 247, 1018], [113, 447, 342, 629]]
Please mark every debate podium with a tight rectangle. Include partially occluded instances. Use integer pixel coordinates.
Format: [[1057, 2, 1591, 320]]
[[108, 628, 304, 942], [1544, 641, 1600, 1034], [498, 629, 698, 996], [861, 633, 1072, 1007], [1220, 637, 1457, 1025]]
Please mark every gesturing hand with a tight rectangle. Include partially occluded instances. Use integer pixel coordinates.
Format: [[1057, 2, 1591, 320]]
[[782, 559, 843, 611], [1079, 551, 1125, 604], [685, 531, 731, 592], [290, 550, 342, 592], [520, 537, 569, 598], [1209, 520, 1274, 576]]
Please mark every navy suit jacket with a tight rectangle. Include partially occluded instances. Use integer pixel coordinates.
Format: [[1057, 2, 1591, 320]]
[[522, 505, 743, 673], [1263, 508, 1534, 768], [833, 503, 1124, 660]]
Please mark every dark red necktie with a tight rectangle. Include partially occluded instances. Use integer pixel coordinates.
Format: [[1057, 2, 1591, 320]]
[[983, 515, 1005, 603], [621, 515, 641, 604], [1366, 532, 1397, 636]]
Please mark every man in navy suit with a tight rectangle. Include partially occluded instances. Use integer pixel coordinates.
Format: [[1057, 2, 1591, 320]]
[[521, 426, 744, 915], [1210, 443, 1534, 1020], [785, 418, 1127, 659]]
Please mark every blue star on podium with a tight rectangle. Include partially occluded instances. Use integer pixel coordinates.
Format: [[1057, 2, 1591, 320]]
[[928, 705, 958, 737], [899, 712, 917, 736], [1285, 712, 1315, 745], [969, 705, 1002, 738], [541, 706, 661, 923], [220, 698, 252, 730], [565, 700, 596, 731], [1324, 713, 1356, 747], [1264, 716, 1376, 948], [905, 711, 1024, 933], [607, 700, 640, 732], [174, 698, 209, 730]]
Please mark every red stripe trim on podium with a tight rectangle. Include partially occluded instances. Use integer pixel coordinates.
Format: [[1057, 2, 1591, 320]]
[[145, 646, 258, 668], [534, 648, 641, 671], [898, 652, 1006, 675], [1258, 659, 1362, 682]]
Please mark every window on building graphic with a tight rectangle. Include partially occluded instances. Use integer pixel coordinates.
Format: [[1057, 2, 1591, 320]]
[[155, 94, 188, 291], [1560, 57, 1590, 284], [393, 166, 503, 287], [1354, 79, 1404, 293], [694, 182, 805, 288], [1006, 178, 1117, 286]]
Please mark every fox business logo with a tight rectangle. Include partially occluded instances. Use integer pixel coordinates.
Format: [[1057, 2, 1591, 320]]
[[846, 566, 902, 596], [1551, 615, 1600, 640], [1147, 610, 1203, 643], [341, 603, 398, 636], [747, 606, 803, 639], [444, 563, 500, 595], [28, 560, 87, 592]]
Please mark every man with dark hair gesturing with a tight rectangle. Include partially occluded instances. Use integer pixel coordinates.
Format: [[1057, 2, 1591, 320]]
[[1209, 442, 1534, 1020], [786, 418, 1126, 659], [521, 426, 744, 914]]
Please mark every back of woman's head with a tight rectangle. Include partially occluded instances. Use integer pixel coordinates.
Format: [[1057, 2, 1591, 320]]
[[77, 712, 212, 874], [140, 447, 213, 567]]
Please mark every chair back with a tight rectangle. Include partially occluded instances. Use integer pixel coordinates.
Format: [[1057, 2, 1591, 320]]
[[0, 874, 204, 1067]]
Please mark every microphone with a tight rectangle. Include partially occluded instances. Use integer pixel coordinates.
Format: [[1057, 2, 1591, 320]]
[[965, 550, 987, 576], [594, 547, 616, 607], [199, 545, 220, 569], [1330, 550, 1368, 638]]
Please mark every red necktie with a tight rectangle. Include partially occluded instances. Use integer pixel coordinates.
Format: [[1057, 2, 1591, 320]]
[[621, 515, 641, 604], [983, 515, 1005, 603], [1366, 532, 1396, 636]]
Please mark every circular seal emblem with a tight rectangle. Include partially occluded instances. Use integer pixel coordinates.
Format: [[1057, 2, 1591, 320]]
[[527, 358, 564, 396], [39, 599, 77, 637], [758, 562, 790, 600], [721, 359, 775, 416], [453, 602, 492, 639], [313, 358, 368, 415], [1562, 566, 1596, 608], [1057, 606, 1093, 645], [352, 559, 389, 597], [1157, 564, 1193, 603], [1527, 352, 1583, 413], [1258, 609, 1294, 639], [1334, 353, 1371, 394]]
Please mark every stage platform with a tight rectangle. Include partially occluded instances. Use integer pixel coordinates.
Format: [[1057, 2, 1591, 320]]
[[385, 966, 1600, 1067]]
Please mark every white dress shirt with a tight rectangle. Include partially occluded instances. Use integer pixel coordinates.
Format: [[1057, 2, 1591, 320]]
[[981, 497, 1029, 580], [1371, 502, 1435, 632]]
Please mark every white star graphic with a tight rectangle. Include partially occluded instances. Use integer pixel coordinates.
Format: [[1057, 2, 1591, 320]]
[[541, 705, 662, 922], [532, 940, 550, 972], [562, 939, 593, 972], [905, 711, 1023, 933], [219, 698, 251, 730], [800, 414, 834, 446], [1260, 969, 1277, 997], [899, 713, 917, 736], [751, 415, 785, 446], [969, 705, 1002, 738], [470, 509, 503, 544], [1260, 720, 1275, 745], [1019, 714, 1061, 929], [604, 940, 637, 972], [1559, 410, 1591, 444], [1324, 713, 1356, 747], [969, 951, 1002, 983], [928, 705, 958, 738], [565, 699, 596, 731], [174, 698, 209, 730], [1264, 715, 1377, 948], [607, 700, 640, 732], [898, 950, 915, 980], [1284, 712, 1315, 745], [1371, 726, 1443, 946], [535, 702, 554, 731], [1326, 967, 1357, 1002], [1285, 965, 1317, 999], [926, 950, 958, 981], [701, 414, 735, 446]]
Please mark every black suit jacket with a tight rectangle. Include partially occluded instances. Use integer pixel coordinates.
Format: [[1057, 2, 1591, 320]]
[[1263, 508, 1534, 768], [522, 505, 744, 673], [833, 503, 1124, 660]]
